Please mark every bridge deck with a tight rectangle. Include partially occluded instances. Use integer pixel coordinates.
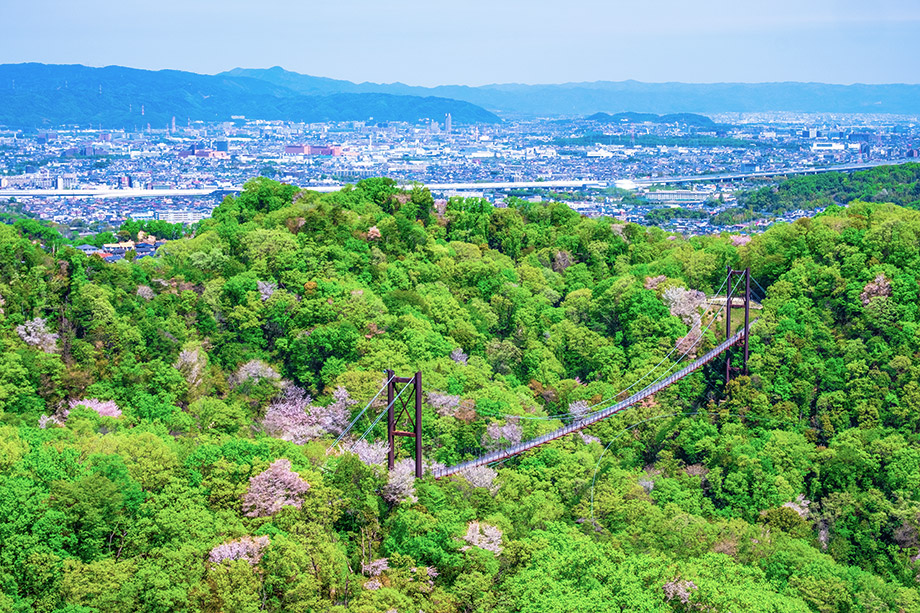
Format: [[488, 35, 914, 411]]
[[433, 326, 747, 479]]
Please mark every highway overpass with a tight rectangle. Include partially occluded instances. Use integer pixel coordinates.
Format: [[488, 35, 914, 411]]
[[0, 159, 912, 198], [633, 159, 914, 187]]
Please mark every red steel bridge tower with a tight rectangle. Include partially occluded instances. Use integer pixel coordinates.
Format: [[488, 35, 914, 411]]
[[724, 266, 752, 384], [385, 370, 423, 478]]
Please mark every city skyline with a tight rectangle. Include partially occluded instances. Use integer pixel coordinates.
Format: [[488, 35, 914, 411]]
[[1, 0, 918, 87]]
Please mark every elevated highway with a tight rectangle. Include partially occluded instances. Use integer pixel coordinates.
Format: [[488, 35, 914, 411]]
[[0, 159, 911, 199], [633, 158, 913, 187]]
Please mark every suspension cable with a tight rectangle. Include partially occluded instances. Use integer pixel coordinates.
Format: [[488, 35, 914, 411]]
[[478, 275, 734, 423], [640, 271, 745, 391], [568, 285, 732, 424], [609, 276, 732, 400], [586, 273, 751, 520], [347, 378, 414, 452], [327, 373, 395, 453], [600, 274, 733, 405], [751, 276, 769, 300]]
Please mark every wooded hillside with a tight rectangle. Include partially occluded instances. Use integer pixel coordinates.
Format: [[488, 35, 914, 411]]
[[2, 175, 920, 611]]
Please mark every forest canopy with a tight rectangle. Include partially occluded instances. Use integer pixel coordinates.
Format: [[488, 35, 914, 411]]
[[2, 171, 920, 611]]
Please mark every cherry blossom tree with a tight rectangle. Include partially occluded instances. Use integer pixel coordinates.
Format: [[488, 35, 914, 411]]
[[209, 536, 270, 566], [363, 578, 382, 591], [731, 235, 752, 247], [40, 397, 122, 427], [644, 275, 667, 290], [262, 384, 354, 444], [427, 391, 460, 417], [175, 346, 207, 391], [662, 286, 706, 327], [381, 458, 417, 504], [229, 359, 280, 388], [663, 579, 698, 605], [326, 386, 356, 432], [481, 417, 522, 451], [257, 281, 277, 302], [860, 274, 891, 305], [69, 398, 122, 418], [461, 521, 503, 554], [663, 285, 708, 356], [242, 458, 311, 517], [262, 385, 320, 443], [350, 439, 389, 466], [16, 317, 58, 353], [458, 465, 499, 493], [136, 285, 155, 300], [362, 558, 388, 576], [38, 414, 64, 429], [449, 348, 468, 365], [568, 400, 590, 420]]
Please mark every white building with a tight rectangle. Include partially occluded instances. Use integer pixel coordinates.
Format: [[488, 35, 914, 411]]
[[157, 209, 210, 224], [811, 142, 845, 152]]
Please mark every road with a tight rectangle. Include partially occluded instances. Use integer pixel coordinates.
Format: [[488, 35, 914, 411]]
[[0, 159, 912, 198], [634, 158, 913, 186]]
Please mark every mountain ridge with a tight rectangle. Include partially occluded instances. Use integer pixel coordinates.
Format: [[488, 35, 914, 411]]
[[4, 63, 919, 128], [0, 63, 501, 128], [222, 66, 920, 116]]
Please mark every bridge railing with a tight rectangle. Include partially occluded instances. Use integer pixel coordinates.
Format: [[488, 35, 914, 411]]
[[433, 326, 748, 479]]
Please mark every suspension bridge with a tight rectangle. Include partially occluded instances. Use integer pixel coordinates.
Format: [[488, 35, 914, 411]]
[[328, 267, 761, 480]]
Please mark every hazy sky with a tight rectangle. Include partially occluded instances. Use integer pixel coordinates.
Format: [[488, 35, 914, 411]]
[[2, 0, 918, 86]]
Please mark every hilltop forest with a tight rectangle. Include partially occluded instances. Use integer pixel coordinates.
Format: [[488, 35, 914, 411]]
[[3, 170, 920, 611]]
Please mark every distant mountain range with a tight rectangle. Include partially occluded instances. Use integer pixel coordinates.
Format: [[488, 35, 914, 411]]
[[225, 67, 920, 116], [2, 64, 919, 130], [0, 64, 500, 129]]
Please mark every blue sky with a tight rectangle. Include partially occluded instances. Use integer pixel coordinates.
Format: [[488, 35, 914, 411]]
[[2, 0, 918, 85]]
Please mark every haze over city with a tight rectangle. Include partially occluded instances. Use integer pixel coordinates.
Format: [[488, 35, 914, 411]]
[[1, 0, 918, 86]]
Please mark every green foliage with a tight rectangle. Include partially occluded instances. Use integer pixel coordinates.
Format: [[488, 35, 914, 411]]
[[739, 162, 920, 213], [120, 218, 189, 241], [0, 177, 919, 610], [645, 207, 709, 223]]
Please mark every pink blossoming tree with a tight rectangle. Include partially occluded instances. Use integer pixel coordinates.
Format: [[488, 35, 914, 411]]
[[262, 384, 354, 444], [481, 417, 522, 451], [70, 398, 122, 418], [209, 535, 270, 566], [461, 521, 503, 554], [16, 317, 59, 354], [242, 458, 311, 517], [381, 458, 417, 504]]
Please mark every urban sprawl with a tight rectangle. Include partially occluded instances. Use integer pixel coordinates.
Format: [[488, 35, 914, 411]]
[[1, 112, 917, 245]]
